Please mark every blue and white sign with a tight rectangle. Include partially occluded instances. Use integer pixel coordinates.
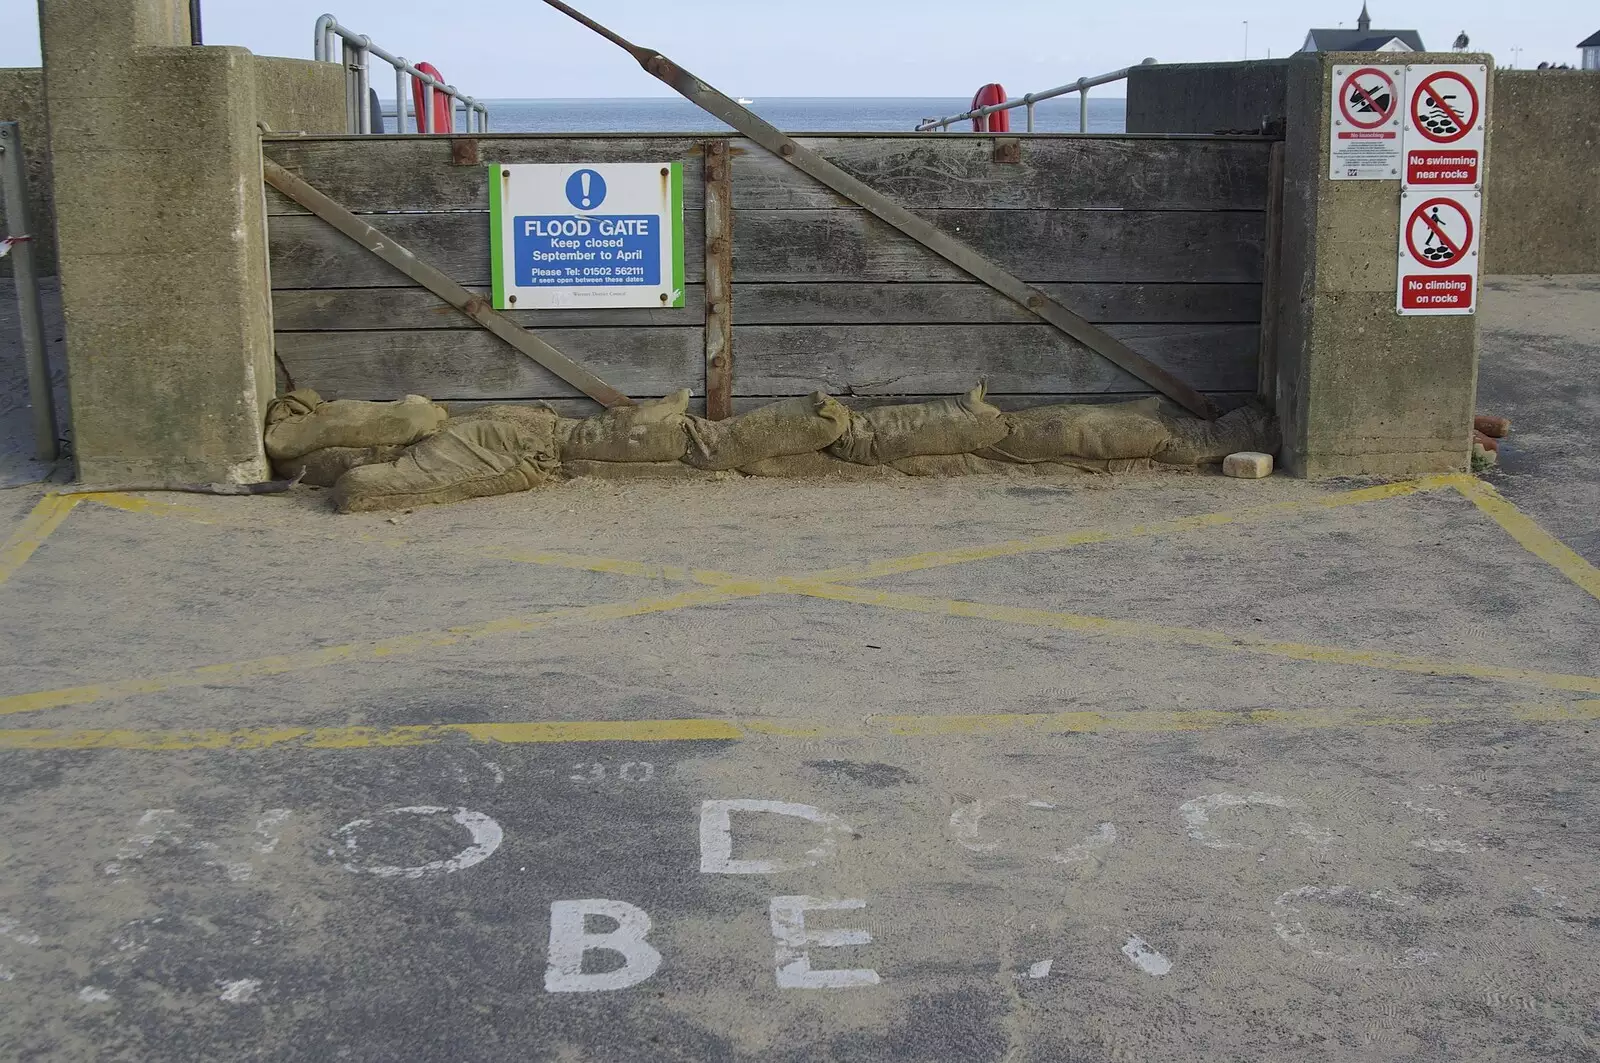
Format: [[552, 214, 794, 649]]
[[490, 162, 685, 310]]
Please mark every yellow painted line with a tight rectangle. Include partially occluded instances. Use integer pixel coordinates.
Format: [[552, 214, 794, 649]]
[[807, 476, 1465, 584], [478, 546, 746, 587], [1455, 478, 1600, 604], [77, 492, 220, 524], [0, 494, 80, 588], [2, 700, 1596, 752], [0, 585, 757, 718], [770, 578, 1600, 695]]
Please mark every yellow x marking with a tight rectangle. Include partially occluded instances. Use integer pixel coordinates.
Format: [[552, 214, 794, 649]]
[[0, 473, 1596, 726]]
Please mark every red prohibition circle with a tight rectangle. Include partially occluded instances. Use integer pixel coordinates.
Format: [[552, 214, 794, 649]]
[[1410, 71, 1480, 144], [1405, 197, 1474, 269], [1338, 67, 1397, 129]]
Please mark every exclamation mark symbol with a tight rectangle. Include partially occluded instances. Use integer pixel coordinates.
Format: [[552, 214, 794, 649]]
[[580, 172, 591, 209]]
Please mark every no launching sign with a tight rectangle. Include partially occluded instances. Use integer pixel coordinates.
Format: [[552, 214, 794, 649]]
[[1329, 65, 1403, 180], [1397, 190, 1480, 316], [1401, 64, 1486, 188]]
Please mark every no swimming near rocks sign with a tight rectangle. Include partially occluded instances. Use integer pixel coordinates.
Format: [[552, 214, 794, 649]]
[[491, 163, 686, 310]]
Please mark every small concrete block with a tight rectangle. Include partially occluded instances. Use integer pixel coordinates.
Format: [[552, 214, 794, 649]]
[[1223, 451, 1273, 479]]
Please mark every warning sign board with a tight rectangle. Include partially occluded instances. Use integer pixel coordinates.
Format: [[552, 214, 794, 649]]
[[1401, 65, 1486, 188], [1329, 65, 1403, 180], [1396, 190, 1481, 315]]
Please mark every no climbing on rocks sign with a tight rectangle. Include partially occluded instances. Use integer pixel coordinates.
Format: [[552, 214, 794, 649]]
[[1400, 64, 1486, 188], [1329, 65, 1404, 180], [1396, 190, 1480, 316]]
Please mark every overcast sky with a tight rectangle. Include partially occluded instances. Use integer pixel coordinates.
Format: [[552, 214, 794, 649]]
[[2, 1, 1593, 97]]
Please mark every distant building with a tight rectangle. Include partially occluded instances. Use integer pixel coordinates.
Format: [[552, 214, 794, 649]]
[[1581, 30, 1600, 71], [1301, 3, 1425, 53]]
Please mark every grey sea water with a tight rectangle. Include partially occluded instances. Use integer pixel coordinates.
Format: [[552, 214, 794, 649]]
[[457, 96, 1128, 134]]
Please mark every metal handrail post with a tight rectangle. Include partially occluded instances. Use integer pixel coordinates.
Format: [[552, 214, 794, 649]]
[[421, 79, 433, 133], [394, 58, 408, 133], [355, 36, 372, 134], [1078, 78, 1089, 132], [0, 122, 60, 463]]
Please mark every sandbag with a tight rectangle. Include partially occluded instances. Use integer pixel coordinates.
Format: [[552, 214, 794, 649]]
[[448, 403, 564, 435], [1156, 405, 1280, 466], [264, 388, 448, 461], [978, 397, 1171, 463], [331, 418, 559, 513], [828, 385, 1006, 466], [739, 452, 903, 481], [561, 390, 690, 464], [683, 393, 850, 471], [273, 445, 409, 488], [562, 460, 727, 482]]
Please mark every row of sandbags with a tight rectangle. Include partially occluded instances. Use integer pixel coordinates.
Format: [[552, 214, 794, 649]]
[[263, 387, 1279, 514]]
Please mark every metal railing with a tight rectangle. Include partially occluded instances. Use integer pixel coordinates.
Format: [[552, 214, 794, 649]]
[[315, 14, 489, 134], [0, 121, 60, 463], [916, 58, 1157, 133]]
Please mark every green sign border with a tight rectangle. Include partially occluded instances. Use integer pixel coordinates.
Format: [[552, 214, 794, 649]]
[[488, 163, 506, 309]]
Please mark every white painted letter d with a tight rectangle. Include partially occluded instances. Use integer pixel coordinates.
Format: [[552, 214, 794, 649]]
[[699, 799, 852, 875]]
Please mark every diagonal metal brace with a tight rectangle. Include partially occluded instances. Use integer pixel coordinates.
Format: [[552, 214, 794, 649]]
[[541, 0, 1217, 419], [263, 159, 632, 409]]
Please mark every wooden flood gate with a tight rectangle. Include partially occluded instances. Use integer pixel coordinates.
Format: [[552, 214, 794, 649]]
[[264, 133, 1273, 413]]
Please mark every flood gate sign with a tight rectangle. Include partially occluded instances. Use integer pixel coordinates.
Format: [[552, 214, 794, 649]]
[[490, 163, 685, 309], [1396, 189, 1480, 316], [1329, 65, 1404, 180], [1400, 64, 1486, 188]]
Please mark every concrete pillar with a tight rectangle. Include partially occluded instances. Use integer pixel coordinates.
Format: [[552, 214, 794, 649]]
[[1275, 51, 1491, 478], [38, 0, 275, 482]]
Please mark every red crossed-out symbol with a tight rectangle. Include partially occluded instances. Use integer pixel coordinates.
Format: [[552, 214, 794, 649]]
[[1406, 197, 1473, 269], [1339, 68, 1397, 129], [1410, 71, 1480, 144]]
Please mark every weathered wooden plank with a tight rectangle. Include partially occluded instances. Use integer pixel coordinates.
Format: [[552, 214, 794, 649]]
[[727, 137, 1270, 211], [274, 327, 704, 402], [272, 282, 1259, 331], [733, 324, 1257, 397], [264, 137, 707, 216], [269, 211, 705, 289], [269, 208, 1263, 289], [273, 286, 707, 329], [262, 135, 1270, 215], [271, 323, 1256, 401], [443, 392, 1258, 419]]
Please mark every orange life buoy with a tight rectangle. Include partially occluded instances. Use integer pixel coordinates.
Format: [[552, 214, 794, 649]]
[[409, 61, 455, 134], [970, 84, 1009, 132]]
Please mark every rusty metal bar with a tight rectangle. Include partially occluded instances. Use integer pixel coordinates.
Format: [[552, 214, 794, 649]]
[[703, 140, 734, 420], [539, 1, 1217, 419], [262, 159, 631, 409]]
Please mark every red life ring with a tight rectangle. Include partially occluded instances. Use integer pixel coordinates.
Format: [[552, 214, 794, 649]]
[[970, 84, 1010, 132], [409, 61, 455, 133]]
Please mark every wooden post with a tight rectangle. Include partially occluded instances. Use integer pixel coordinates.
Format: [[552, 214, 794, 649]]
[[703, 138, 734, 419], [1257, 141, 1285, 405]]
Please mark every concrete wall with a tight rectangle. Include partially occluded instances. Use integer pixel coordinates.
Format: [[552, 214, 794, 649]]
[[1126, 60, 1289, 136], [0, 67, 55, 276], [254, 56, 346, 135], [1274, 52, 1485, 478], [1485, 70, 1600, 274]]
